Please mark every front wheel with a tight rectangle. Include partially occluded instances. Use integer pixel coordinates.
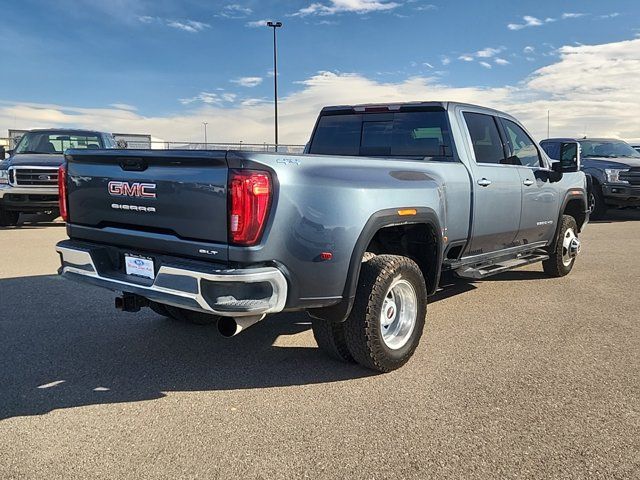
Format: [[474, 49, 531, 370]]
[[343, 255, 427, 372], [0, 209, 19, 227], [543, 215, 580, 277], [589, 184, 607, 220]]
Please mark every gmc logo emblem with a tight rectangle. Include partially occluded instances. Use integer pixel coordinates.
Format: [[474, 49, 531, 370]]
[[108, 181, 156, 198]]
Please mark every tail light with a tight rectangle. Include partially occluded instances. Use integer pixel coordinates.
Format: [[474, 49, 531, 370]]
[[58, 164, 68, 221], [228, 169, 272, 246]]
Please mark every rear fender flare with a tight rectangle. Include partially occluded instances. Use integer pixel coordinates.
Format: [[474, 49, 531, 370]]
[[308, 207, 443, 323], [553, 189, 588, 241]]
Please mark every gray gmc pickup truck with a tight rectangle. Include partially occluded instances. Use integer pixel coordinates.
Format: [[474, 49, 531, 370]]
[[56, 102, 588, 372]]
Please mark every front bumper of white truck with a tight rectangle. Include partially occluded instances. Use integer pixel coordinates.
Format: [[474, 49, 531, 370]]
[[56, 240, 288, 317]]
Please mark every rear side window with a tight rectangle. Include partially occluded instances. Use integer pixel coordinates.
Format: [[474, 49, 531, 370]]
[[308, 115, 362, 156], [309, 111, 453, 160], [463, 112, 506, 164], [501, 119, 541, 167]]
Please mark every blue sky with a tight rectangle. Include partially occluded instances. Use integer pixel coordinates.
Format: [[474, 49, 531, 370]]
[[1, 0, 639, 143]]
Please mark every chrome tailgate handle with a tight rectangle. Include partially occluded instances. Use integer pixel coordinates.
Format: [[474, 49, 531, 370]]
[[477, 178, 492, 187], [523, 179, 534, 186]]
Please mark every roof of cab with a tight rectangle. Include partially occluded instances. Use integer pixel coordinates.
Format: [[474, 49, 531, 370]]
[[320, 101, 512, 117], [24, 128, 109, 134]]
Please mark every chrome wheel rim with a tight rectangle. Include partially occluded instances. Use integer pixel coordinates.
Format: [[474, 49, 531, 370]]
[[380, 278, 417, 350], [561, 228, 580, 267]]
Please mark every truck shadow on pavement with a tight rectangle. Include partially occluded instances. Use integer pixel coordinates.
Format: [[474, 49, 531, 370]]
[[0, 267, 557, 420], [0, 275, 377, 421]]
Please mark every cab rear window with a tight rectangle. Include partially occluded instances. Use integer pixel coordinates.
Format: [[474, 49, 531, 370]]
[[309, 111, 454, 160]]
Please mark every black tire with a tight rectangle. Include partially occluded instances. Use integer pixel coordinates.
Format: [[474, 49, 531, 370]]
[[343, 255, 427, 372], [0, 209, 19, 227], [150, 302, 220, 325], [589, 183, 607, 220], [311, 318, 354, 363], [543, 215, 579, 277]]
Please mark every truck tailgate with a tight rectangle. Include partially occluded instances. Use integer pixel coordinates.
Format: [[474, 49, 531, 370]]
[[66, 150, 229, 252]]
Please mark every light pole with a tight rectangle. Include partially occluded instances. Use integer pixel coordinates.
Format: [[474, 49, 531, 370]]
[[267, 21, 282, 151], [202, 121, 208, 149]]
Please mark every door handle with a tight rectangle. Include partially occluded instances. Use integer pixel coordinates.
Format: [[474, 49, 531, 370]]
[[477, 178, 492, 187], [523, 179, 534, 186]]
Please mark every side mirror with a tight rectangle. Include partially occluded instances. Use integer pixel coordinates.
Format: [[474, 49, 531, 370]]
[[559, 142, 580, 172], [549, 161, 564, 182]]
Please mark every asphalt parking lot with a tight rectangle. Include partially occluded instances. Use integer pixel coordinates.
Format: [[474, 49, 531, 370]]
[[0, 212, 638, 479]]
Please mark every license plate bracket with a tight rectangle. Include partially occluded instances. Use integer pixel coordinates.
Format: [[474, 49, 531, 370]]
[[124, 255, 155, 280]]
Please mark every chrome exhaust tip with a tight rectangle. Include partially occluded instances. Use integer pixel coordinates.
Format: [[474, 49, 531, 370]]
[[217, 314, 266, 337]]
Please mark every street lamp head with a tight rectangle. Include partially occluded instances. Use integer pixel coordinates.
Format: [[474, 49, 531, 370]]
[[267, 21, 282, 28]]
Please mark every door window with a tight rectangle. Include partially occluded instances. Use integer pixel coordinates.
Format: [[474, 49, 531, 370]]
[[501, 119, 542, 168], [463, 112, 507, 164]]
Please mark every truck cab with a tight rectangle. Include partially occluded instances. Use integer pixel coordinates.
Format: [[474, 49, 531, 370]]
[[0, 129, 117, 226]]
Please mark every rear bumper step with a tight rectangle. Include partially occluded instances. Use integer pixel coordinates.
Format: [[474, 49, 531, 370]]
[[56, 242, 287, 317]]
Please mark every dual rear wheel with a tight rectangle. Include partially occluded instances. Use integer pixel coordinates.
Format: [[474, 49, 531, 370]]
[[312, 254, 427, 373]]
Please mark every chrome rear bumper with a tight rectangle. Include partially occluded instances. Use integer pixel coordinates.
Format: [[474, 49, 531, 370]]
[[56, 242, 288, 317]]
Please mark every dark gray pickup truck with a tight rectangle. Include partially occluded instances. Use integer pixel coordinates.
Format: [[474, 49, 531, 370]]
[[56, 102, 589, 372], [540, 137, 640, 218]]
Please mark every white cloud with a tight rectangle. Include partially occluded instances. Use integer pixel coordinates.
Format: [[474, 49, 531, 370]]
[[231, 77, 263, 88], [3, 39, 640, 144], [476, 47, 504, 58], [509, 12, 592, 30], [523, 46, 535, 54], [441, 56, 451, 66], [458, 47, 508, 67], [246, 19, 270, 28], [508, 15, 544, 30], [291, 0, 400, 17], [218, 4, 253, 18], [413, 3, 437, 12], [179, 91, 238, 105], [109, 103, 137, 111], [600, 12, 620, 19], [561, 12, 586, 19], [138, 16, 211, 33], [166, 20, 210, 33]]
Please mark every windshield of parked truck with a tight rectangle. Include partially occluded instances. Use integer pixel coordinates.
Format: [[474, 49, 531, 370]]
[[309, 110, 454, 160], [579, 140, 640, 158], [15, 131, 104, 154]]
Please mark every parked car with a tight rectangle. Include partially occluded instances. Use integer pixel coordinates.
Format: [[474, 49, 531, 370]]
[[540, 137, 640, 218], [632, 145, 640, 154], [0, 129, 117, 226], [56, 102, 588, 372]]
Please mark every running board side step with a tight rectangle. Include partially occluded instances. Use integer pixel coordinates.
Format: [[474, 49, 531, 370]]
[[455, 254, 549, 280]]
